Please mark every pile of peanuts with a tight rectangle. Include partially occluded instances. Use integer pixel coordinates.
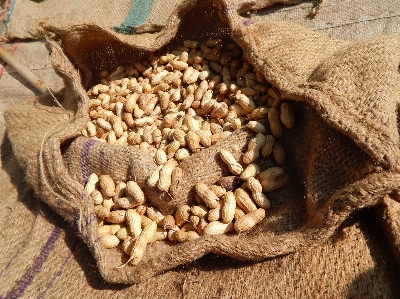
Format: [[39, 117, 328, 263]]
[[83, 38, 295, 265]]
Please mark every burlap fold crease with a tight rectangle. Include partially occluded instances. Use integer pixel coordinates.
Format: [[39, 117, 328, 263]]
[[4, 0, 400, 284]]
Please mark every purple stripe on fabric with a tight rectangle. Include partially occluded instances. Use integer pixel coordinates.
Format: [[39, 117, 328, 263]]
[[99, 148, 105, 174], [80, 139, 96, 185], [4, 226, 63, 299], [36, 240, 79, 299]]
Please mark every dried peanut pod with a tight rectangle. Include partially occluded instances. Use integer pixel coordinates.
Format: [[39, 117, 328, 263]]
[[175, 148, 190, 161], [167, 225, 180, 241], [141, 215, 154, 228], [97, 118, 112, 131], [246, 121, 267, 134], [268, 107, 283, 138], [209, 185, 226, 198], [268, 87, 281, 100], [203, 221, 234, 235], [272, 142, 285, 166], [98, 224, 121, 237], [158, 158, 178, 192], [196, 130, 211, 148], [208, 202, 222, 222], [126, 209, 142, 238], [116, 227, 131, 240], [152, 128, 162, 145], [183, 40, 200, 48], [249, 106, 269, 120], [222, 191, 236, 223], [220, 150, 243, 175], [100, 235, 120, 249], [235, 94, 257, 113], [190, 205, 209, 218], [280, 102, 295, 129], [247, 177, 263, 193], [155, 148, 168, 165], [129, 221, 157, 265], [234, 188, 257, 213], [147, 165, 163, 188], [148, 228, 168, 243], [261, 173, 290, 192], [102, 197, 114, 211], [173, 129, 187, 146], [175, 205, 191, 227], [261, 135, 275, 157], [91, 189, 103, 205], [126, 181, 145, 205], [135, 205, 147, 216], [252, 192, 270, 209], [234, 208, 265, 233], [187, 116, 201, 132], [87, 121, 97, 137], [242, 134, 266, 165], [113, 182, 126, 201], [195, 182, 219, 209], [146, 207, 165, 226], [166, 140, 181, 158], [105, 210, 126, 224], [240, 163, 261, 181], [161, 215, 176, 230], [170, 60, 188, 70], [190, 215, 201, 227], [107, 130, 117, 144], [114, 197, 138, 209], [257, 167, 285, 182], [99, 175, 115, 197], [234, 207, 246, 220], [122, 237, 134, 255], [187, 131, 201, 153], [174, 230, 200, 242], [94, 204, 110, 219]]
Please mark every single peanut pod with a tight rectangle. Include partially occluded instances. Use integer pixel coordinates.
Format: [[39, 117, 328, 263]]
[[136, 205, 147, 216], [268, 107, 283, 138], [190, 205, 209, 218], [175, 148, 191, 161], [170, 60, 188, 70], [105, 210, 126, 224], [99, 175, 115, 197], [196, 130, 212, 148], [113, 182, 126, 201], [107, 130, 116, 144], [195, 182, 219, 209], [261, 173, 290, 192], [186, 131, 201, 153], [173, 129, 187, 146], [146, 207, 165, 226], [97, 224, 121, 237], [85, 173, 99, 195], [280, 102, 295, 129], [97, 118, 112, 131], [234, 188, 257, 213], [236, 94, 257, 113], [100, 235, 120, 249], [240, 163, 261, 181], [261, 135, 275, 157], [174, 230, 200, 242], [147, 165, 163, 188], [246, 121, 267, 134], [161, 215, 176, 230], [208, 202, 222, 222], [126, 209, 142, 238], [129, 221, 157, 265], [91, 189, 103, 205], [247, 177, 263, 193], [87, 121, 97, 137], [158, 158, 178, 192], [148, 228, 168, 243], [220, 149, 243, 175], [141, 215, 154, 228], [272, 142, 285, 166], [234, 207, 246, 220], [183, 40, 200, 48], [116, 227, 131, 240], [166, 140, 181, 158], [152, 128, 162, 145], [190, 215, 201, 227], [94, 205, 110, 219], [209, 184, 226, 198], [234, 208, 265, 233], [155, 148, 168, 165], [122, 237, 134, 255], [187, 116, 201, 132], [249, 106, 269, 120], [242, 134, 266, 165], [222, 191, 236, 223], [257, 167, 285, 182], [167, 225, 180, 241], [102, 197, 114, 211], [252, 192, 270, 209], [175, 204, 191, 227], [114, 197, 138, 209], [126, 181, 145, 205], [203, 221, 234, 235], [210, 123, 224, 134]]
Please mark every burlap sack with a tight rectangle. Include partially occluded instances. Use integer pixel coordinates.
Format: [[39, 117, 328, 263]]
[[4, 0, 400, 284]]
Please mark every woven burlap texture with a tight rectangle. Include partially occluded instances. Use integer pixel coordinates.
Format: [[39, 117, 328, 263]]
[[4, 0, 400, 284]]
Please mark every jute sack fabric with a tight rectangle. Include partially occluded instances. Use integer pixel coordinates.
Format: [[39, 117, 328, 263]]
[[4, 0, 400, 284]]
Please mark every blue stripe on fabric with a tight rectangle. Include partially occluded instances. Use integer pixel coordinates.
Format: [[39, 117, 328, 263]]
[[0, 0, 16, 34], [114, 0, 153, 34]]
